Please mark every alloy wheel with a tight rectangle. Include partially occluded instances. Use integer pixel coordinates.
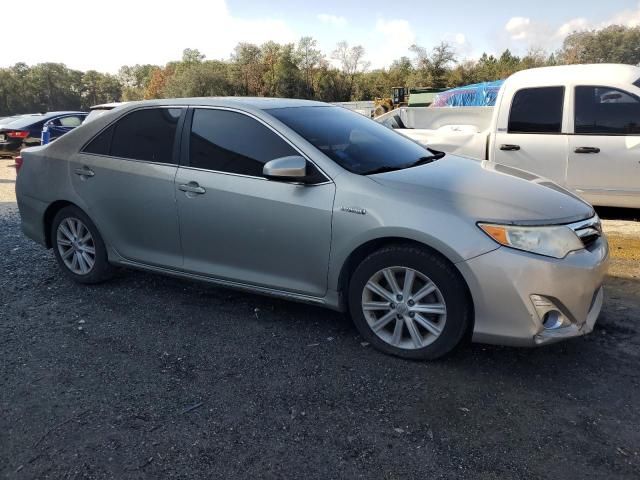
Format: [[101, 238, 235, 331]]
[[361, 266, 447, 349], [56, 217, 96, 275]]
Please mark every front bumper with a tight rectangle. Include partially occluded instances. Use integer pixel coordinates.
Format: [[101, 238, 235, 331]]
[[457, 236, 609, 347]]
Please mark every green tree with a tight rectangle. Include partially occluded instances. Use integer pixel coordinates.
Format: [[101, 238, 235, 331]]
[[559, 25, 640, 64], [81, 70, 121, 108], [410, 42, 456, 87], [273, 44, 304, 98], [231, 43, 264, 95], [295, 37, 323, 98], [118, 64, 157, 101], [163, 60, 233, 98], [331, 41, 369, 100], [182, 48, 205, 64]]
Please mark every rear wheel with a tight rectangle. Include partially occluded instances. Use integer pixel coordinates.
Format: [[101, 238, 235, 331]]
[[51, 206, 114, 284], [348, 245, 471, 360]]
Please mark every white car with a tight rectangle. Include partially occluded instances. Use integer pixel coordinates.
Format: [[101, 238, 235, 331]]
[[378, 64, 640, 209], [84, 102, 128, 123]]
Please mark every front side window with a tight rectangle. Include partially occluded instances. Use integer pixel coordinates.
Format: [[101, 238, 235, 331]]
[[189, 109, 297, 177], [84, 108, 182, 163], [575, 86, 640, 134], [268, 106, 434, 175], [508, 87, 564, 134]]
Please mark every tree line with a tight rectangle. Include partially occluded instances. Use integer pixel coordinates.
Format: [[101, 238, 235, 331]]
[[1, 25, 639, 116]]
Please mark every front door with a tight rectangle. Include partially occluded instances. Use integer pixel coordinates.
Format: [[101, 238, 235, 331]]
[[175, 108, 335, 297], [71, 107, 185, 268]]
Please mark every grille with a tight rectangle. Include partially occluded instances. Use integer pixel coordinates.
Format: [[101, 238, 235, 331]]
[[569, 216, 602, 248]]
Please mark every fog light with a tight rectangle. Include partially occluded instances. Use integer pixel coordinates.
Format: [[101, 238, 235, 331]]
[[530, 294, 570, 330], [542, 310, 565, 330]]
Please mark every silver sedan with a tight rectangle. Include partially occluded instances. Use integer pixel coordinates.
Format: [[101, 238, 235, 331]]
[[15, 98, 609, 359]]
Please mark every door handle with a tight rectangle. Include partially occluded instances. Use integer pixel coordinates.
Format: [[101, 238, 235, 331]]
[[500, 144, 521, 151], [574, 147, 600, 154], [74, 166, 95, 177], [179, 182, 206, 195]]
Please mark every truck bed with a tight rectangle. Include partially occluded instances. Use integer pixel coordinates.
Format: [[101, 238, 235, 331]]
[[376, 106, 494, 159]]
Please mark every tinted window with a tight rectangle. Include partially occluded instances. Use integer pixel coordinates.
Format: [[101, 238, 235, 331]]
[[575, 86, 640, 134], [190, 109, 297, 176], [106, 108, 181, 163], [269, 106, 434, 175], [83, 125, 114, 155], [508, 87, 564, 134]]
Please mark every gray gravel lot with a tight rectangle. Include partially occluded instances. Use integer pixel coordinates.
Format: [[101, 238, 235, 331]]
[[1, 158, 639, 479]]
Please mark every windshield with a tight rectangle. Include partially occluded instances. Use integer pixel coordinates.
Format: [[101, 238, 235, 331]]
[[268, 106, 435, 175]]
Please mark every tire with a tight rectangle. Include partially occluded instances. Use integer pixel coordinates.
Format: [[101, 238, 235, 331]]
[[51, 205, 115, 284], [348, 244, 471, 360]]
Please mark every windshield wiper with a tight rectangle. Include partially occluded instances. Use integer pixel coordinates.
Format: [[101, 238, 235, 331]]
[[363, 149, 446, 175], [408, 149, 446, 167]]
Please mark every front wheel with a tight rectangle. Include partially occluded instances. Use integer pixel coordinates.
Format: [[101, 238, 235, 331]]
[[348, 245, 471, 360]]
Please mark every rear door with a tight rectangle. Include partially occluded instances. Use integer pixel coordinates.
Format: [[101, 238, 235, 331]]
[[492, 86, 569, 184], [174, 107, 335, 296], [71, 107, 185, 268], [567, 85, 640, 206]]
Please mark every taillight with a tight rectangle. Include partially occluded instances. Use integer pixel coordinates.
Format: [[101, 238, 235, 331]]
[[6, 130, 29, 139], [14, 155, 23, 173]]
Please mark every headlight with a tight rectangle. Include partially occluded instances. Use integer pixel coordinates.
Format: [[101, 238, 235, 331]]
[[478, 223, 584, 259]]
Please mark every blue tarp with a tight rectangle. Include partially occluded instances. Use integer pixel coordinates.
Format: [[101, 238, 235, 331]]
[[431, 80, 504, 107]]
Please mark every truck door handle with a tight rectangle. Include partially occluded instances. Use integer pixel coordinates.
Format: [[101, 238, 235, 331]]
[[500, 144, 520, 151], [74, 166, 95, 177], [574, 147, 600, 154], [179, 182, 206, 195]]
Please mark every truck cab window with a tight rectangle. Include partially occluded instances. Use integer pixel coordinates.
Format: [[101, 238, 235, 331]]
[[508, 87, 564, 134], [575, 86, 640, 135]]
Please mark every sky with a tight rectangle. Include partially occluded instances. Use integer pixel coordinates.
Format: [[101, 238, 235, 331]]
[[3, 0, 640, 73]]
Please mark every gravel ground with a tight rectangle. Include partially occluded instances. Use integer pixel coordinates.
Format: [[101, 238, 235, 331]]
[[1, 157, 639, 479]]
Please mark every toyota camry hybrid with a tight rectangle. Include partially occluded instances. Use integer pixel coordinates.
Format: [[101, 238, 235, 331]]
[[15, 98, 609, 359]]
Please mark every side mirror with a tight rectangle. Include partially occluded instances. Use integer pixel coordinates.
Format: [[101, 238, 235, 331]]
[[263, 155, 307, 181]]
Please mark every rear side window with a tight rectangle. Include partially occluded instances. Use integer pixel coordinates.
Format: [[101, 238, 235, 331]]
[[189, 109, 297, 177], [575, 86, 640, 135], [508, 87, 564, 134], [83, 108, 182, 163], [56, 115, 84, 127], [84, 125, 114, 155]]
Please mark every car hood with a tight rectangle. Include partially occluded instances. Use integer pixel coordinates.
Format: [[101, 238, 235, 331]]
[[369, 156, 594, 225]]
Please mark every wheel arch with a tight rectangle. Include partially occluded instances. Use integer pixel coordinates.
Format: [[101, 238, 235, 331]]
[[336, 236, 475, 337], [43, 200, 79, 248]]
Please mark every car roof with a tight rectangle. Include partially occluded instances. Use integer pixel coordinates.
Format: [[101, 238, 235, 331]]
[[120, 97, 329, 111], [89, 102, 127, 111]]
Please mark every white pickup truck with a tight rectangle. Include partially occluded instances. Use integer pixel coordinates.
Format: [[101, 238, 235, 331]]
[[377, 64, 640, 209]]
